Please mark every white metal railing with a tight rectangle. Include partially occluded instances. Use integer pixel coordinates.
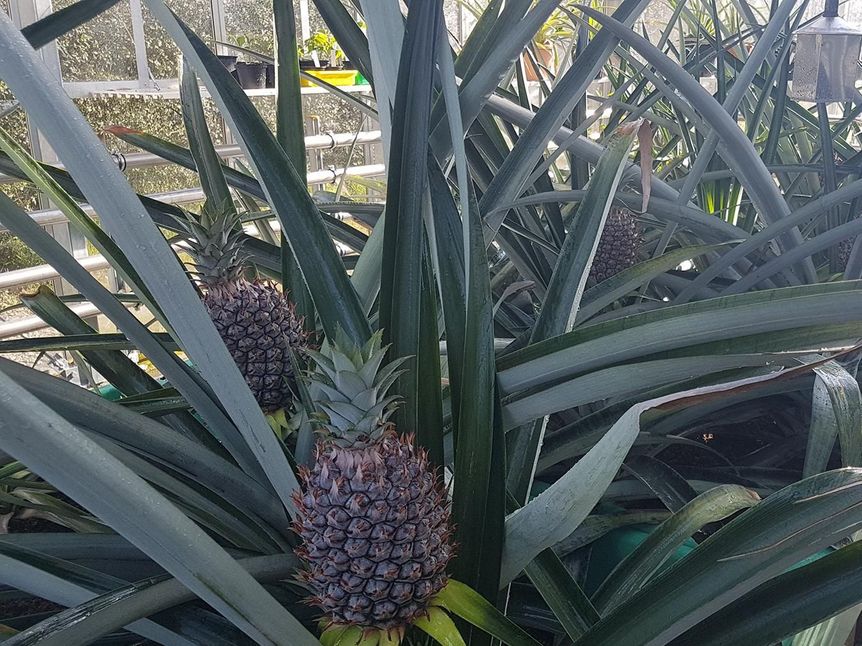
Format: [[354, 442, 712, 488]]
[[0, 254, 110, 290], [0, 303, 101, 339], [0, 159, 385, 338], [0, 162, 386, 233], [0, 130, 383, 184]]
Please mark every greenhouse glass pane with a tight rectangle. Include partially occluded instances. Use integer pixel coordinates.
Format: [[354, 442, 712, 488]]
[[143, 0, 214, 79], [54, 0, 137, 81], [224, 0, 274, 55]]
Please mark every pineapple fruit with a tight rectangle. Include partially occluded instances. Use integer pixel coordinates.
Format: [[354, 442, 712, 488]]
[[174, 202, 307, 413], [294, 333, 453, 642], [588, 206, 641, 284]]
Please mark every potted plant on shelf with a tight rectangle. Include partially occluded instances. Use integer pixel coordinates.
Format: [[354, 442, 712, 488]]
[[231, 34, 269, 90], [301, 31, 355, 87]]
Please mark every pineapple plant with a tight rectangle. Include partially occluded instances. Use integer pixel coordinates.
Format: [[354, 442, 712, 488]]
[[174, 201, 308, 413], [293, 333, 453, 643], [588, 206, 641, 284]]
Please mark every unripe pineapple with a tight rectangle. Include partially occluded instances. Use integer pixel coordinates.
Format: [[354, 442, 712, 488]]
[[174, 202, 307, 412], [293, 334, 453, 640], [588, 206, 641, 284]]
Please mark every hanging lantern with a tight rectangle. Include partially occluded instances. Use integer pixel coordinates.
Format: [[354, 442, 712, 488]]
[[790, 1, 862, 102]]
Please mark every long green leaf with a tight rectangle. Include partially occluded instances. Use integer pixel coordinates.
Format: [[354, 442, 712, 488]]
[[451, 186, 499, 598], [4, 554, 298, 646], [503, 353, 790, 430], [0, 357, 288, 534], [273, 1, 304, 172], [501, 362, 826, 585], [498, 282, 862, 396], [355, 0, 403, 157], [21, 0, 122, 49], [273, 0, 315, 333], [592, 484, 761, 613], [0, 543, 194, 646], [0, 368, 318, 645], [378, 0, 442, 439], [524, 547, 600, 640], [575, 468, 862, 646], [179, 59, 232, 210], [803, 361, 862, 477], [669, 540, 862, 646], [414, 607, 466, 646], [0, 125, 164, 327]]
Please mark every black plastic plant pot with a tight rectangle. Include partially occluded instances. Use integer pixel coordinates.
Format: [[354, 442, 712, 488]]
[[265, 63, 275, 88], [235, 62, 267, 89], [217, 54, 238, 73], [299, 59, 317, 70]]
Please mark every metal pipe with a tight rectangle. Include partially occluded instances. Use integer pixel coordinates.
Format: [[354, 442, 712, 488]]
[[0, 303, 100, 338], [0, 163, 386, 232], [0, 131, 382, 182], [0, 255, 110, 290], [825, 0, 839, 17]]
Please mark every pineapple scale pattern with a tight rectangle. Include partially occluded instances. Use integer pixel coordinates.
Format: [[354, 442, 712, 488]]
[[295, 434, 452, 630], [204, 281, 305, 412]]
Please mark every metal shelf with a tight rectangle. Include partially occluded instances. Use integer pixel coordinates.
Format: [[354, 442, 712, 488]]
[[86, 83, 374, 101]]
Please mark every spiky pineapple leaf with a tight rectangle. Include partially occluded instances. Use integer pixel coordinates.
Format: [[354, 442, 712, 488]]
[[669, 540, 862, 645], [179, 58, 233, 212], [0, 125, 165, 328], [378, 0, 443, 449], [1, 554, 298, 646], [0, 367, 317, 645]]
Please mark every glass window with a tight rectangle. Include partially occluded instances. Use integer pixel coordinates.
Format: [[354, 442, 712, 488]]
[[54, 0, 137, 81], [143, 0, 214, 79]]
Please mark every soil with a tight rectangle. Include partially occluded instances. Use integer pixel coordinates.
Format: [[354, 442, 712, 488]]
[[7, 515, 73, 534], [0, 505, 76, 623], [0, 596, 62, 620]]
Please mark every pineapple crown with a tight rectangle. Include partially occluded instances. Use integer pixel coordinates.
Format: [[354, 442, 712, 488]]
[[305, 330, 407, 449], [173, 199, 248, 288]]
